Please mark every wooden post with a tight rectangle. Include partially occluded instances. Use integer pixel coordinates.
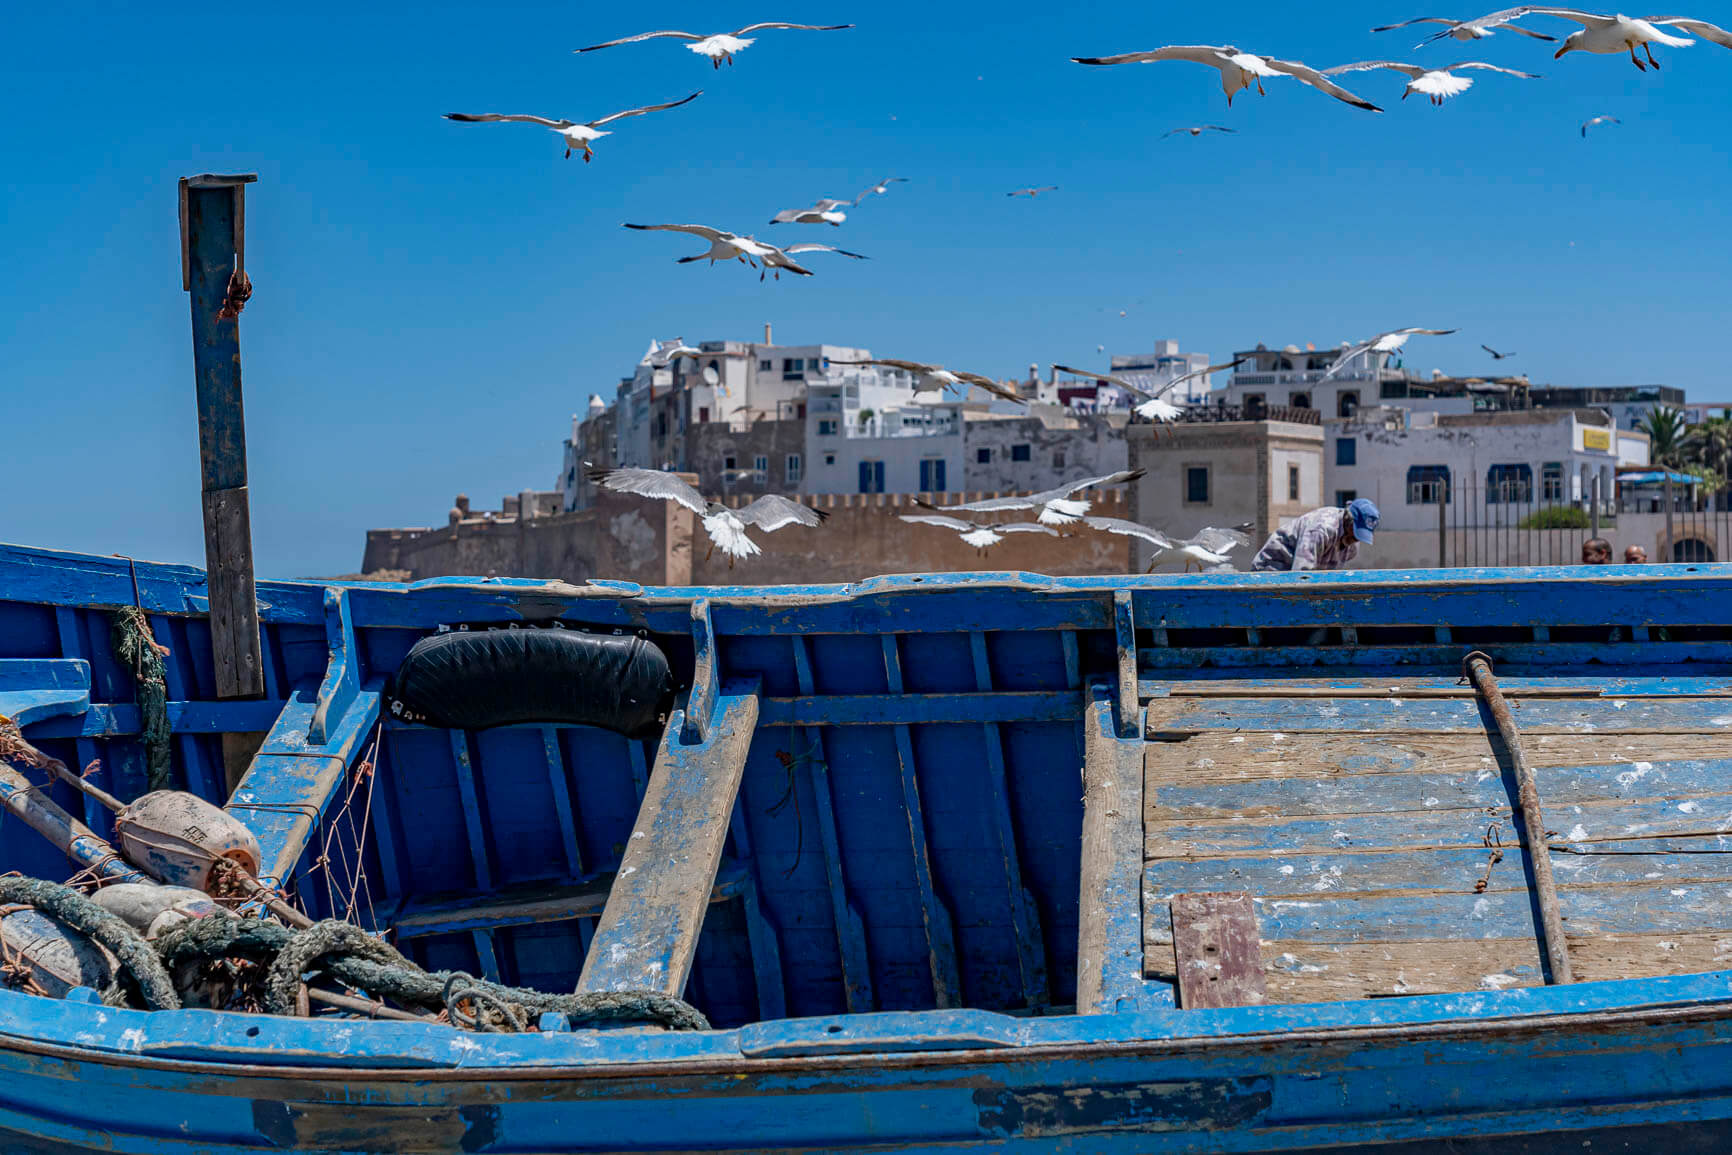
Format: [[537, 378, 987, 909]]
[[181, 174, 265, 788]]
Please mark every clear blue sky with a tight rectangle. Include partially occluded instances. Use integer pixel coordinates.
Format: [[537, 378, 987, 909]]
[[4, 2, 1728, 577]]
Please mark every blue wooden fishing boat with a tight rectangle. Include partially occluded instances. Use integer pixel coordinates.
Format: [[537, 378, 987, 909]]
[[4, 538, 1732, 1152]]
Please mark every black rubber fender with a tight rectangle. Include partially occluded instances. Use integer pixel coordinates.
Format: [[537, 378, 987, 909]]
[[384, 629, 673, 736]]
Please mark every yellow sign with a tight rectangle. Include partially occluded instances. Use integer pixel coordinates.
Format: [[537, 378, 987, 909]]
[[1582, 428, 1612, 452]]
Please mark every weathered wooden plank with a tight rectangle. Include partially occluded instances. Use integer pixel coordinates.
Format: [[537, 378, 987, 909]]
[[1171, 892, 1265, 1009], [1145, 675, 1732, 699], [682, 598, 717, 745], [1141, 641, 1732, 672], [1078, 685, 1147, 1014], [1112, 590, 1137, 739], [1143, 732, 1702, 783], [448, 730, 493, 893], [1144, 696, 1732, 735], [1148, 758, 1732, 821], [576, 682, 760, 997]]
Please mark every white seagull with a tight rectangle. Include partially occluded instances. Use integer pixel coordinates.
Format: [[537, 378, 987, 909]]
[[1372, 14, 1559, 41], [770, 198, 853, 226], [647, 338, 701, 368], [443, 92, 701, 162], [897, 514, 1060, 556], [828, 358, 1027, 404], [588, 468, 826, 565], [758, 242, 869, 280], [576, 22, 854, 67], [1321, 328, 1456, 380], [1419, 7, 1718, 68], [1008, 186, 1059, 197], [1581, 113, 1621, 135], [1322, 60, 1541, 103], [1086, 519, 1252, 571], [1162, 124, 1238, 138], [916, 470, 1148, 527], [624, 222, 774, 270], [855, 177, 909, 201], [1073, 46, 1383, 111], [1054, 360, 1244, 422]]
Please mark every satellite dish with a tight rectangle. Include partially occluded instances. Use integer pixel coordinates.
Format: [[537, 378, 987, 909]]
[[702, 364, 720, 387]]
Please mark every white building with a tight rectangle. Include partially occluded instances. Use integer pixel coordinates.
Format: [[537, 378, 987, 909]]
[[804, 362, 965, 494]]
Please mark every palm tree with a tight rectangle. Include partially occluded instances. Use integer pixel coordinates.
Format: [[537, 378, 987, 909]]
[[1684, 415, 1732, 491], [1640, 406, 1689, 468]]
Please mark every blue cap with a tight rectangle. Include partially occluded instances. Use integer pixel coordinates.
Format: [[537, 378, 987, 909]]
[[1347, 498, 1380, 544]]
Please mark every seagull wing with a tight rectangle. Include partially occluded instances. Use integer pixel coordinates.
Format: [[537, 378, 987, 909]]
[[1082, 517, 1174, 548], [1187, 525, 1253, 553], [588, 468, 708, 515], [1321, 338, 1377, 380], [938, 493, 1042, 513], [577, 29, 703, 52], [588, 91, 703, 127], [900, 513, 980, 533], [1059, 469, 1147, 498], [623, 222, 732, 243], [736, 494, 827, 532], [1053, 364, 1150, 398], [853, 177, 907, 204], [732, 21, 854, 34], [1422, 7, 1611, 44], [953, 370, 1027, 403], [1199, 124, 1236, 132], [1157, 358, 1247, 396], [829, 357, 939, 374], [1371, 16, 1460, 29], [1263, 58, 1384, 110], [996, 523, 1062, 537], [782, 244, 869, 258], [1447, 61, 1543, 76], [1323, 60, 1425, 77], [769, 209, 809, 224], [1072, 44, 1228, 67], [444, 113, 575, 128], [1648, 17, 1732, 47]]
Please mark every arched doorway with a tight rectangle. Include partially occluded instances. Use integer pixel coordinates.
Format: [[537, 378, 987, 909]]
[[1674, 538, 1716, 562]]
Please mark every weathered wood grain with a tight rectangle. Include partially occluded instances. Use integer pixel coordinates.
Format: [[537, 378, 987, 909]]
[[1078, 688, 1145, 1014], [1144, 695, 1732, 734], [1171, 892, 1265, 1009]]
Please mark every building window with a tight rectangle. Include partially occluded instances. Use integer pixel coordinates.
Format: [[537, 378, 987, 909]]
[[1185, 466, 1210, 506], [697, 407, 709, 424], [1542, 462, 1564, 501], [1053, 450, 1067, 470], [976, 447, 991, 464], [797, 402, 806, 419], [785, 454, 803, 484], [858, 460, 885, 494], [782, 357, 805, 380], [919, 458, 947, 492], [1335, 490, 1358, 507], [1288, 463, 1300, 501], [1011, 444, 1031, 462], [818, 419, 838, 436], [1335, 438, 1357, 466], [1406, 464, 1451, 505], [1338, 390, 1359, 418], [823, 453, 836, 466], [723, 454, 736, 471], [753, 454, 768, 483], [1290, 392, 1311, 410], [1486, 463, 1534, 504]]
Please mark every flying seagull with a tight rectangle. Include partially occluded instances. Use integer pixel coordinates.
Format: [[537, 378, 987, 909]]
[[1580, 114, 1620, 136], [828, 358, 1027, 404], [1008, 186, 1059, 197], [588, 468, 825, 565], [770, 198, 852, 226], [647, 338, 701, 367], [1054, 359, 1244, 422], [855, 177, 908, 202], [576, 22, 853, 67], [917, 470, 1148, 527], [1073, 46, 1383, 111], [443, 92, 701, 162], [1481, 343, 1518, 359], [758, 242, 869, 280], [1372, 15, 1558, 41], [1086, 519, 1252, 571], [1322, 328, 1456, 380], [897, 514, 1059, 556], [1161, 124, 1237, 137], [1322, 60, 1540, 104], [1419, 8, 1713, 68]]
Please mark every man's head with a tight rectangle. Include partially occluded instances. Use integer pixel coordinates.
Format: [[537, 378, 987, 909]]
[[1582, 537, 1612, 565], [1624, 544, 1648, 564], [1345, 498, 1380, 545]]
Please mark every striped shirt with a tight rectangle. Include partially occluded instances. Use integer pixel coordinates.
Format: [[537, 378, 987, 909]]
[[1252, 507, 1359, 572]]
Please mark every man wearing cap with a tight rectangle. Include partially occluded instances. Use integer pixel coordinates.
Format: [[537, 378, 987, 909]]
[[1252, 499, 1380, 572]]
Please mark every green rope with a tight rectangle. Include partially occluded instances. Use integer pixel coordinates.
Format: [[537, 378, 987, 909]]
[[111, 608, 172, 793]]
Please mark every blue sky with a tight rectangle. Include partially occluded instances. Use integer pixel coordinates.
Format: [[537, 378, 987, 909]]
[[3, 2, 1729, 577]]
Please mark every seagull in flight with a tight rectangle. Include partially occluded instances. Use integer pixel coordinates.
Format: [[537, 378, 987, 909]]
[[1372, 14, 1559, 41], [1162, 124, 1237, 138], [588, 468, 825, 565], [898, 515, 1059, 556], [576, 22, 853, 67], [1322, 60, 1540, 104], [1008, 186, 1059, 197], [855, 177, 909, 201], [828, 358, 1027, 404], [1073, 46, 1383, 111], [1322, 328, 1456, 380], [917, 471, 1148, 527], [1083, 519, 1252, 571], [758, 242, 868, 280], [647, 338, 701, 368], [1481, 343, 1518, 359], [1054, 360, 1244, 422], [1419, 8, 1719, 68], [624, 222, 769, 269], [770, 198, 853, 226], [443, 92, 701, 162], [1581, 114, 1621, 136]]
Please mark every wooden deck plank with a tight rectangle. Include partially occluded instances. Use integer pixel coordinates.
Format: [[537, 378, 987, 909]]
[[1144, 696, 1732, 735], [575, 682, 759, 998], [1078, 687, 1147, 1014], [1171, 892, 1265, 1009], [1145, 675, 1732, 699]]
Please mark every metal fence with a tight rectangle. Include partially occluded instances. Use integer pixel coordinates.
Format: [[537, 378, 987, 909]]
[[1434, 481, 1729, 567]]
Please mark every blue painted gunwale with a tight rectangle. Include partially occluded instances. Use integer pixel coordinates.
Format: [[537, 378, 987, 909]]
[[8, 539, 1732, 1150]]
